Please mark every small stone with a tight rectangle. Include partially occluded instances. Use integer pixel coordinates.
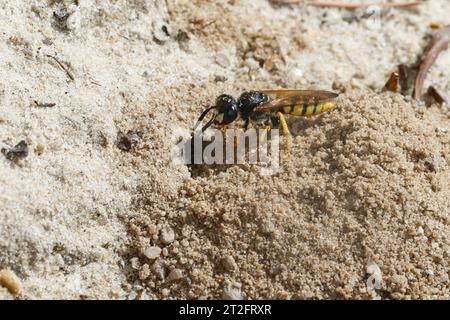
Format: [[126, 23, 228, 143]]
[[34, 143, 45, 155], [66, 9, 81, 32], [417, 226, 424, 235], [128, 291, 138, 300], [424, 268, 434, 276], [142, 246, 161, 260], [222, 288, 243, 300], [1, 140, 28, 161], [110, 287, 124, 298], [435, 127, 447, 136], [244, 57, 260, 70], [153, 21, 171, 44], [175, 30, 190, 51], [151, 260, 165, 280], [222, 256, 238, 272], [392, 274, 408, 287], [260, 220, 275, 234], [160, 228, 175, 244], [0, 269, 21, 296], [161, 288, 170, 296], [53, 8, 71, 29], [167, 268, 183, 281], [139, 264, 150, 280], [53, 6, 80, 32], [214, 75, 227, 82], [130, 257, 140, 270], [216, 52, 230, 68], [439, 272, 448, 283], [366, 261, 382, 290], [426, 154, 446, 172]]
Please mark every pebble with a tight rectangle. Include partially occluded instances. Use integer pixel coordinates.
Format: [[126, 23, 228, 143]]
[[153, 21, 171, 44], [214, 75, 227, 82], [222, 288, 243, 300], [142, 246, 161, 260], [139, 264, 150, 280], [260, 221, 275, 234], [53, 6, 80, 32], [427, 154, 446, 172], [424, 268, 434, 276], [130, 257, 140, 269], [416, 226, 424, 235], [160, 227, 175, 244], [128, 291, 138, 300], [222, 256, 238, 272], [151, 261, 165, 280], [66, 9, 81, 32], [0, 269, 21, 296], [366, 261, 382, 290], [161, 288, 170, 296], [167, 268, 183, 282], [435, 127, 447, 136], [34, 143, 45, 155], [216, 52, 230, 68], [439, 272, 448, 283], [1, 140, 28, 161], [244, 57, 260, 70]]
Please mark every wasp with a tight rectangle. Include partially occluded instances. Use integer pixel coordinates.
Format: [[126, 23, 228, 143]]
[[193, 89, 338, 136]]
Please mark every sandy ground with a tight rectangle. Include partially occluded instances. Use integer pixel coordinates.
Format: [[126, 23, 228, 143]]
[[0, 0, 449, 299]]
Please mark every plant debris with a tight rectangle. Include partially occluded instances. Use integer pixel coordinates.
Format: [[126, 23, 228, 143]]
[[34, 101, 56, 108], [413, 25, 450, 101], [398, 64, 412, 95], [1, 140, 29, 161], [426, 86, 449, 106], [309, 1, 423, 9], [383, 72, 399, 92], [46, 54, 75, 81], [271, 0, 423, 9]]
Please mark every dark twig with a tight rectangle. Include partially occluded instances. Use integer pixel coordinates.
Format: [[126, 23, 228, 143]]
[[271, 0, 423, 9], [427, 86, 449, 105], [34, 101, 56, 108], [308, 1, 423, 9], [413, 26, 450, 100], [46, 54, 75, 81]]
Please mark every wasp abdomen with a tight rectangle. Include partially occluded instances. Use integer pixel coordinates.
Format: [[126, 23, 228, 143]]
[[281, 101, 336, 117]]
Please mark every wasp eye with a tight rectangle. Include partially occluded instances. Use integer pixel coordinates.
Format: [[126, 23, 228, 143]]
[[215, 95, 238, 125]]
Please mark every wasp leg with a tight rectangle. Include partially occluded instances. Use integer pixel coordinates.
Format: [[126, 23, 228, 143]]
[[234, 127, 245, 147], [243, 118, 250, 130], [222, 125, 227, 141], [259, 125, 272, 145], [276, 112, 290, 136]]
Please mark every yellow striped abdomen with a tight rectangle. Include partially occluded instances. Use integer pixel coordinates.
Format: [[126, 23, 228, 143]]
[[281, 101, 336, 117]]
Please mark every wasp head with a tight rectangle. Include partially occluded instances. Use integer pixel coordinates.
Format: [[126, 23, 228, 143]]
[[193, 94, 238, 132], [214, 94, 238, 125]]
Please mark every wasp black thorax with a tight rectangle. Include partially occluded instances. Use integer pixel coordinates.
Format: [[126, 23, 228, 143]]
[[237, 91, 270, 121]]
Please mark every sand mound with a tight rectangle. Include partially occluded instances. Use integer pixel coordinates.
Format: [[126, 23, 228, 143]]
[[0, 0, 448, 299], [128, 90, 449, 299]]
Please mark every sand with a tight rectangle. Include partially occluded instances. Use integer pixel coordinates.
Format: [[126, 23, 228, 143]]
[[0, 0, 448, 299]]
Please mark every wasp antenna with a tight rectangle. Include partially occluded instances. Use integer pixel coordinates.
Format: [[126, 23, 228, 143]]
[[193, 106, 215, 131], [201, 116, 215, 132]]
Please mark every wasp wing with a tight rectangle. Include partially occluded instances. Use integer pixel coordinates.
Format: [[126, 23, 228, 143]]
[[255, 90, 338, 112]]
